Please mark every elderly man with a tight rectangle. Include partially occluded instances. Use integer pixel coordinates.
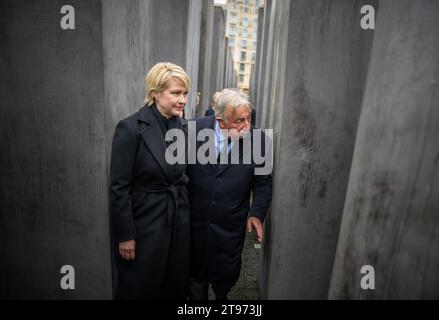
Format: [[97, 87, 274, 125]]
[[187, 88, 272, 300]]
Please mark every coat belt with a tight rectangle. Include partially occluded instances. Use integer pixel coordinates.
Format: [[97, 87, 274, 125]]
[[133, 174, 189, 226]]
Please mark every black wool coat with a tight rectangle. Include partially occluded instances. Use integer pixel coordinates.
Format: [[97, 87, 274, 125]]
[[109, 105, 190, 299], [186, 115, 272, 285]]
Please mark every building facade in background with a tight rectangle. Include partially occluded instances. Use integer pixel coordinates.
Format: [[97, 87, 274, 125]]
[[219, 0, 263, 91]]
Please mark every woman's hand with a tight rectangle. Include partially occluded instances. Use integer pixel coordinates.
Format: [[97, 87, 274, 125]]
[[119, 239, 136, 260]]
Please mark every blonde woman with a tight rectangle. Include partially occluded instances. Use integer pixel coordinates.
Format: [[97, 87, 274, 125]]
[[110, 62, 191, 299]]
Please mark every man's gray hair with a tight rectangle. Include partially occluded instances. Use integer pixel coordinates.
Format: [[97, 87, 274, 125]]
[[215, 88, 252, 123]]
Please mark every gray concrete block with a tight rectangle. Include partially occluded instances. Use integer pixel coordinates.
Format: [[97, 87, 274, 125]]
[[260, 0, 376, 299], [210, 6, 226, 103], [197, 0, 215, 117], [255, 0, 272, 128], [184, 0, 202, 119], [329, 0, 439, 299], [250, 7, 265, 112], [0, 0, 196, 299], [0, 0, 112, 299]]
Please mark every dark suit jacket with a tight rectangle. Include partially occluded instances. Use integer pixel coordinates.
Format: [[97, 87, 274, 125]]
[[109, 104, 190, 299], [204, 106, 215, 117], [186, 115, 272, 285]]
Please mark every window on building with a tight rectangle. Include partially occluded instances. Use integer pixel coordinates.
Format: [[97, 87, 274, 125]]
[[242, 17, 248, 28], [229, 38, 235, 47], [239, 74, 245, 82], [230, 14, 237, 24], [240, 63, 245, 72], [253, 40, 257, 49], [241, 51, 246, 60], [252, 52, 256, 62], [241, 39, 247, 49], [229, 24, 236, 36], [241, 29, 248, 38], [244, 6, 249, 13]]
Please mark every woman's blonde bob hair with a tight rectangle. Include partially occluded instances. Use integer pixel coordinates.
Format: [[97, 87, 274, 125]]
[[144, 62, 191, 106]]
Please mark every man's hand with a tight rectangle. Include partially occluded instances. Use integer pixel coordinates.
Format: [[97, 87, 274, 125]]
[[119, 239, 136, 261], [247, 217, 263, 242]]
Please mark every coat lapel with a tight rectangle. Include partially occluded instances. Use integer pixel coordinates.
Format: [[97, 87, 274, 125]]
[[137, 105, 172, 183]]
